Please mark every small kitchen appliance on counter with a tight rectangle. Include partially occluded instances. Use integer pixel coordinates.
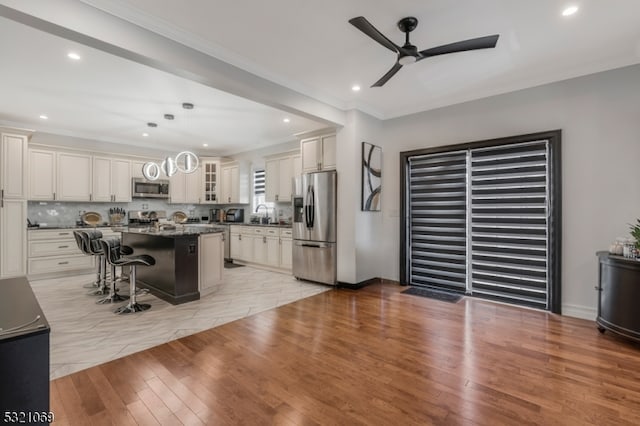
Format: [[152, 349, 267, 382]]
[[127, 210, 167, 227], [225, 208, 244, 223], [209, 208, 225, 223]]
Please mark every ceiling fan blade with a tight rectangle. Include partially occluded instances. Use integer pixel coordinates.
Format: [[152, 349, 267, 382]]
[[417, 34, 499, 60], [372, 62, 403, 87], [349, 16, 401, 54]]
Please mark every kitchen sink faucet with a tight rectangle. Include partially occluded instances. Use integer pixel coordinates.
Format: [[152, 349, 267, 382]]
[[255, 204, 272, 224]]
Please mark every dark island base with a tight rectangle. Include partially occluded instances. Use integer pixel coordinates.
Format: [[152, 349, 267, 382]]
[[123, 232, 200, 305]]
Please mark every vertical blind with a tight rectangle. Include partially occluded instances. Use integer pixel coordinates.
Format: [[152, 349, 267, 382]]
[[407, 140, 550, 310]]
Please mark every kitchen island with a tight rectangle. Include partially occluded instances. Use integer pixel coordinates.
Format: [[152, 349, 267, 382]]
[[121, 226, 225, 305]]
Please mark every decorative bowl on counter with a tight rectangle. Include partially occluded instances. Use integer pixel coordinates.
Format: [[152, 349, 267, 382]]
[[81, 211, 102, 226]]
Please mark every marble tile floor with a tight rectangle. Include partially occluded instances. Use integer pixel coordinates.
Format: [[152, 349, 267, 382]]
[[29, 266, 330, 380]]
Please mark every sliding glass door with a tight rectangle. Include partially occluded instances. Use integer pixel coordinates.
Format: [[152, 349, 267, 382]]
[[401, 131, 561, 313]]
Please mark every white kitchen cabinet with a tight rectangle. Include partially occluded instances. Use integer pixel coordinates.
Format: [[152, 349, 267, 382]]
[[170, 168, 202, 204], [92, 157, 112, 202], [229, 226, 291, 272], [199, 232, 223, 296], [28, 149, 56, 200], [169, 172, 186, 204], [201, 160, 219, 203], [57, 152, 92, 201], [266, 235, 280, 267], [292, 154, 302, 180], [265, 155, 295, 203], [252, 234, 266, 264], [230, 228, 242, 260], [220, 162, 249, 204], [301, 133, 336, 172], [1, 200, 26, 278], [279, 229, 293, 270], [240, 230, 253, 261], [2, 132, 28, 199], [1, 130, 29, 278], [111, 159, 132, 202], [27, 227, 100, 277], [185, 167, 202, 204]]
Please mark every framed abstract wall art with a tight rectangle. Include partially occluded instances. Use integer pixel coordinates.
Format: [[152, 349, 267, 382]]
[[361, 142, 382, 211]]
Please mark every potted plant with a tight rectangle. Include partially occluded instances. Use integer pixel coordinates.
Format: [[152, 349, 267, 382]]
[[629, 219, 640, 249]]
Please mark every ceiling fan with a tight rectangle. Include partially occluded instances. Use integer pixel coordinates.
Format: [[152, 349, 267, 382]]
[[349, 16, 500, 87]]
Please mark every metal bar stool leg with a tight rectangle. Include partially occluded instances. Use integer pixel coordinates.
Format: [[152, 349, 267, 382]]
[[114, 265, 151, 314], [87, 255, 109, 296], [96, 263, 130, 304]]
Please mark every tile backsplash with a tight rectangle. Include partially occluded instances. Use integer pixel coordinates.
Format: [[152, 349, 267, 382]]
[[27, 200, 292, 226]]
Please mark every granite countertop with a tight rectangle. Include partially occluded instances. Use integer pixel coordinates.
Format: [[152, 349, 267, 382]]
[[27, 224, 122, 230], [235, 223, 293, 228], [120, 226, 225, 237]]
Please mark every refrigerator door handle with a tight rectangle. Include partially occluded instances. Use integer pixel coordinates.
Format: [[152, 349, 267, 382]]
[[304, 185, 311, 228], [294, 241, 330, 248], [309, 185, 315, 228]]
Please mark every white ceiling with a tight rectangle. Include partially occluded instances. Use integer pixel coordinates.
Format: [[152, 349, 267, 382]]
[[0, 16, 328, 155], [1, 1, 640, 154]]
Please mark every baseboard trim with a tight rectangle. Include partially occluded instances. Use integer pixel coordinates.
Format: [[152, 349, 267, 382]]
[[562, 304, 596, 321]]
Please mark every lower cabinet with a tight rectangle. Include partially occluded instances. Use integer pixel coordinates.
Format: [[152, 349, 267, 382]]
[[27, 227, 121, 277], [229, 225, 292, 272], [279, 228, 293, 270], [199, 232, 223, 296]]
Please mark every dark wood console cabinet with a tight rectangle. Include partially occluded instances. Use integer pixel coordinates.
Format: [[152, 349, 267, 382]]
[[0, 276, 50, 424], [596, 252, 640, 342]]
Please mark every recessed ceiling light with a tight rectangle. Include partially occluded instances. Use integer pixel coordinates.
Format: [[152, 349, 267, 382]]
[[67, 52, 81, 60], [562, 5, 578, 16], [352, 85, 361, 92], [283, 118, 290, 123], [142, 133, 149, 137], [203, 143, 208, 147], [39, 115, 48, 120]]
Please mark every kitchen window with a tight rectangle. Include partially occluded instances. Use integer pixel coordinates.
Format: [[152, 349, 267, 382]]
[[252, 168, 274, 219], [400, 130, 562, 313]]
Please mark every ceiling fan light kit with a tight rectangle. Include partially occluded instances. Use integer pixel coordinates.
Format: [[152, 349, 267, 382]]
[[349, 16, 500, 87]]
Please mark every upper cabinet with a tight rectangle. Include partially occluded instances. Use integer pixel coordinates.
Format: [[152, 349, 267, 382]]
[[220, 161, 249, 204], [29, 147, 137, 202], [92, 157, 131, 202], [301, 133, 336, 172], [265, 152, 297, 203], [201, 160, 220, 204], [2, 132, 28, 199], [29, 149, 56, 201], [57, 152, 92, 202], [170, 167, 201, 204]]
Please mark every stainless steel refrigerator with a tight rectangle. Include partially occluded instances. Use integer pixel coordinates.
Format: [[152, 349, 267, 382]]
[[292, 170, 337, 285]]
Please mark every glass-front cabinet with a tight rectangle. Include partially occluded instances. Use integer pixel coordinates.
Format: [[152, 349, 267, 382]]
[[201, 160, 219, 203]]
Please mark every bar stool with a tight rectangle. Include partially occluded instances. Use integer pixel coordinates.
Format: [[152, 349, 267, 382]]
[[74, 230, 107, 292], [95, 237, 132, 305], [99, 238, 156, 314], [73, 231, 99, 289], [82, 230, 110, 296]]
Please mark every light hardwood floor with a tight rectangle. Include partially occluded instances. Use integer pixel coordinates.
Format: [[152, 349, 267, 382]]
[[50, 283, 640, 425]]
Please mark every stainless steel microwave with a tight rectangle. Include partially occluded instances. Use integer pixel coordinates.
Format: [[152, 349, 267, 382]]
[[132, 178, 170, 199]]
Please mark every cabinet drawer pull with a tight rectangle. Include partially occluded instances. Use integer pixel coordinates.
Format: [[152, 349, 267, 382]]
[[58, 232, 70, 236], [58, 245, 69, 248], [58, 261, 69, 265]]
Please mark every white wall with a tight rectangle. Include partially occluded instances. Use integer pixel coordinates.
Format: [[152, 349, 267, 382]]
[[372, 63, 640, 319]]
